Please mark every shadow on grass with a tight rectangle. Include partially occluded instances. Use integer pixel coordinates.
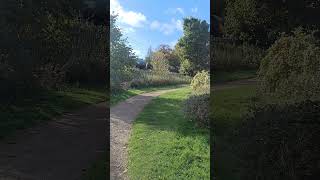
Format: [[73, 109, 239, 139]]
[[211, 85, 256, 180]]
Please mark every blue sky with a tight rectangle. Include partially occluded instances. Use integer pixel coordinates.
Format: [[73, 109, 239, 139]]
[[110, 0, 210, 59]]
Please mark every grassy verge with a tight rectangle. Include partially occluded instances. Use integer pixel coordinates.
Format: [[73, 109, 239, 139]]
[[213, 70, 257, 83], [110, 84, 187, 106], [211, 85, 256, 180], [0, 87, 106, 138], [128, 87, 210, 179]]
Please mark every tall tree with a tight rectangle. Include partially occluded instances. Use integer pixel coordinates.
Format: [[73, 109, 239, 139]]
[[110, 14, 137, 90], [157, 44, 180, 73], [176, 17, 209, 76]]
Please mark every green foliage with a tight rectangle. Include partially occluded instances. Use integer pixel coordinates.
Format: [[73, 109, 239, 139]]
[[156, 44, 180, 73], [213, 42, 264, 71], [110, 14, 138, 91], [236, 100, 320, 180], [130, 69, 191, 88], [176, 17, 209, 76], [224, 0, 289, 47], [258, 28, 320, 104], [184, 93, 209, 128], [190, 70, 210, 94], [0, 1, 107, 101], [150, 51, 170, 74], [184, 71, 210, 128]]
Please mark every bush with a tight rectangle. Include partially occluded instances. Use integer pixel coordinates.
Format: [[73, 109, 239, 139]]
[[191, 71, 210, 94], [183, 93, 210, 128], [130, 69, 191, 88], [213, 42, 264, 71], [258, 28, 320, 104], [236, 100, 320, 180]]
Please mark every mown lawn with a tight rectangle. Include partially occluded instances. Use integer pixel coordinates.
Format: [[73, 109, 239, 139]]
[[0, 87, 107, 139], [128, 87, 210, 179], [211, 85, 256, 180]]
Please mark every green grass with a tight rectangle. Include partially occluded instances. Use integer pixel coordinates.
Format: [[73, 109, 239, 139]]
[[211, 85, 256, 180], [213, 70, 257, 83], [128, 87, 210, 180], [0, 87, 106, 138], [110, 84, 188, 106]]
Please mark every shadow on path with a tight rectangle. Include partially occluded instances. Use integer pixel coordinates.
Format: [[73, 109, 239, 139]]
[[0, 102, 107, 180]]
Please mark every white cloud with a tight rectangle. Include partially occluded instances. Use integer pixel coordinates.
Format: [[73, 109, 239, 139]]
[[120, 27, 135, 34], [165, 8, 185, 15], [176, 8, 184, 15], [191, 7, 198, 13], [150, 20, 161, 29], [150, 19, 183, 35], [110, 0, 147, 28]]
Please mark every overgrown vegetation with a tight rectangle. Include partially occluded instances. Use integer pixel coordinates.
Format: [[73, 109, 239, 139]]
[[0, 1, 107, 102], [258, 28, 320, 104], [213, 42, 264, 72], [131, 69, 191, 88]]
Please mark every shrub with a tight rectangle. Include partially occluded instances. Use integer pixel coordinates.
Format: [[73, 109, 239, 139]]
[[258, 27, 320, 104], [236, 100, 320, 180], [191, 71, 210, 94], [183, 93, 210, 128]]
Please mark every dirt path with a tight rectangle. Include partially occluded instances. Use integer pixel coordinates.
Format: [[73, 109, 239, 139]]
[[213, 78, 258, 90], [0, 102, 107, 180], [110, 88, 181, 180]]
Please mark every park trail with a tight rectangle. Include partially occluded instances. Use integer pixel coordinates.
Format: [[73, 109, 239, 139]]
[[110, 79, 258, 180], [0, 102, 107, 180], [110, 88, 182, 180]]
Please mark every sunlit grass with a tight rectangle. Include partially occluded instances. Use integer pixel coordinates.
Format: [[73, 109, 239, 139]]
[[128, 88, 209, 179]]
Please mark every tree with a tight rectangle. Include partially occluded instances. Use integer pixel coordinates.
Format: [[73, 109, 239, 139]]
[[110, 14, 137, 90], [176, 17, 209, 76], [157, 44, 180, 73], [150, 51, 169, 74]]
